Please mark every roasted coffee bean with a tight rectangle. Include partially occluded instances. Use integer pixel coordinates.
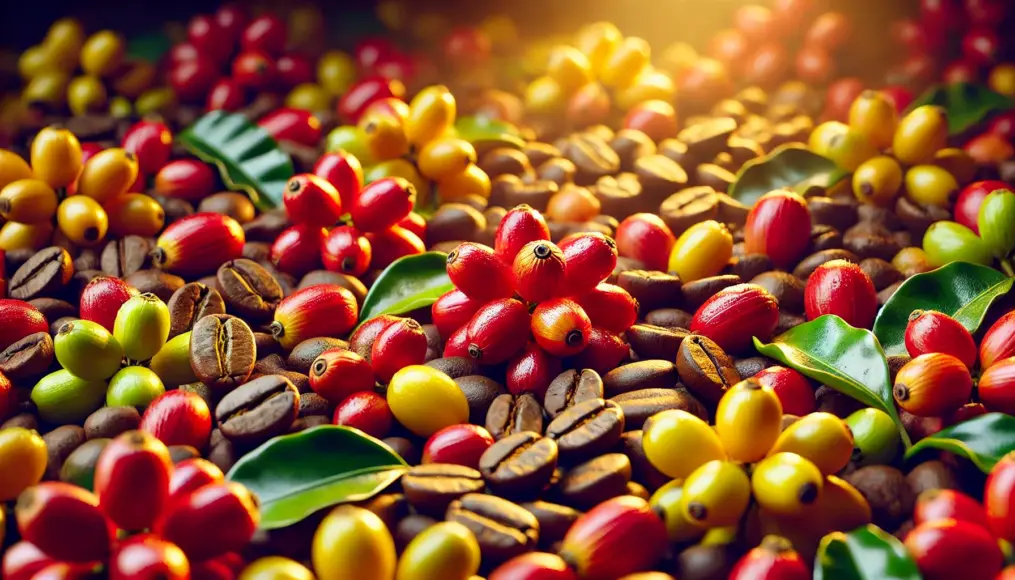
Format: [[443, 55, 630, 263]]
[[488, 175, 557, 212], [616, 270, 682, 314], [617, 430, 670, 491], [635, 155, 688, 202], [298, 392, 331, 417], [402, 463, 486, 516], [215, 374, 300, 445], [242, 242, 272, 263], [808, 225, 843, 253], [843, 227, 901, 261], [645, 308, 694, 329], [207, 438, 237, 473], [428, 357, 483, 380], [126, 269, 186, 303], [28, 298, 76, 324], [383, 437, 420, 465], [518, 502, 578, 550], [5, 248, 36, 272], [73, 249, 100, 272], [603, 361, 679, 397], [728, 254, 773, 282], [593, 173, 646, 220], [609, 256, 648, 285], [357, 493, 410, 533], [658, 138, 695, 169], [168, 445, 201, 464], [9, 247, 74, 300], [216, 259, 283, 321], [3, 413, 38, 430], [523, 142, 560, 168], [43, 425, 86, 481], [289, 416, 330, 433], [426, 204, 487, 246], [287, 337, 349, 374], [254, 332, 283, 358], [693, 164, 735, 193], [792, 249, 860, 280], [0, 332, 54, 381], [860, 258, 904, 291], [660, 187, 719, 237], [479, 431, 558, 499], [717, 194, 751, 227], [395, 514, 438, 552], [486, 393, 544, 439], [479, 148, 533, 178], [260, 263, 297, 297], [254, 354, 286, 374], [878, 281, 903, 305], [198, 192, 256, 223], [750, 271, 806, 313], [536, 157, 577, 185], [422, 324, 442, 362], [454, 375, 507, 424], [157, 196, 195, 225], [775, 312, 806, 334], [895, 196, 950, 239], [561, 133, 620, 185], [100, 235, 152, 278], [545, 398, 624, 463], [446, 493, 539, 563], [681, 275, 742, 311], [167, 282, 226, 338], [556, 453, 631, 509], [67, 270, 102, 303], [610, 388, 707, 429], [857, 204, 903, 229], [887, 354, 911, 383], [544, 369, 604, 419], [626, 325, 688, 361], [678, 117, 737, 161], [734, 356, 775, 378], [610, 129, 656, 172], [815, 385, 865, 418], [808, 197, 859, 233], [243, 210, 289, 243], [83, 406, 142, 440], [676, 334, 740, 408], [190, 314, 256, 390]]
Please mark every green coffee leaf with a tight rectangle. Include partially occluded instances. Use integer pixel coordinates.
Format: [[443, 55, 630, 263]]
[[907, 82, 1014, 135], [815, 524, 921, 580], [905, 413, 1015, 473], [356, 252, 453, 329], [727, 144, 849, 205]]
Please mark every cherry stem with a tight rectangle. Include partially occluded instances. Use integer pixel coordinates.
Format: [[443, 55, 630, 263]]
[[1001, 258, 1015, 278]]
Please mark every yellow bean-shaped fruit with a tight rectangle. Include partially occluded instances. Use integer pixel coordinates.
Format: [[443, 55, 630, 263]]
[[808, 121, 849, 154], [0, 220, 55, 251], [0, 150, 34, 190], [31, 126, 83, 189], [904, 165, 959, 207], [932, 147, 976, 185], [668, 220, 733, 283], [649, 479, 706, 543], [680, 460, 751, 529], [547, 45, 594, 93], [848, 90, 897, 150], [80, 30, 125, 77], [852, 156, 903, 207], [18, 45, 57, 79], [715, 378, 783, 463], [395, 521, 481, 580], [893, 105, 948, 165], [23, 70, 69, 109], [768, 412, 854, 476], [0, 427, 48, 501], [67, 75, 108, 116], [361, 113, 410, 161], [312, 505, 396, 580], [642, 409, 726, 479], [437, 164, 491, 203], [239, 556, 314, 580], [0, 179, 58, 223], [417, 137, 477, 181], [525, 76, 567, 115], [751, 452, 824, 517], [77, 147, 138, 204], [43, 18, 85, 69], [387, 365, 469, 437], [575, 21, 623, 77], [405, 85, 456, 147], [57, 195, 109, 246], [600, 37, 651, 89], [105, 193, 166, 237]]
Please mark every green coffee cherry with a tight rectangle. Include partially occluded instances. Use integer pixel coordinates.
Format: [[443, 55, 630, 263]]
[[113, 293, 170, 362], [59, 438, 110, 491], [54, 319, 123, 380], [106, 366, 165, 410], [922, 221, 993, 267], [31, 369, 107, 424], [149, 331, 198, 388], [845, 408, 901, 467], [978, 188, 1015, 259]]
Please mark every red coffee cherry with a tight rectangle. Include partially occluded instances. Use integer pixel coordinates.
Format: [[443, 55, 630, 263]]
[[121, 121, 173, 177], [371, 318, 428, 383], [153, 213, 245, 278], [397, 211, 426, 239], [905, 310, 977, 368], [310, 348, 374, 404], [337, 76, 406, 124], [573, 283, 638, 334], [94, 431, 173, 532], [729, 535, 810, 580], [446, 242, 513, 302], [0, 299, 48, 351], [313, 151, 363, 210], [466, 298, 531, 364], [350, 177, 416, 233], [206, 78, 245, 112], [914, 489, 990, 528], [241, 14, 286, 56], [322, 226, 372, 276], [155, 159, 218, 202], [275, 53, 314, 89], [422, 424, 495, 469], [431, 289, 484, 338], [108, 534, 190, 580], [976, 357, 1015, 415], [531, 298, 592, 357], [506, 342, 562, 398], [15, 482, 115, 563], [489, 552, 578, 580], [270, 223, 327, 277], [443, 325, 470, 358], [168, 57, 219, 104], [985, 452, 1015, 543], [571, 328, 629, 375], [512, 240, 566, 303], [559, 233, 618, 297], [744, 189, 812, 270], [284, 173, 344, 228], [270, 285, 359, 351], [79, 276, 137, 333], [494, 204, 551, 265], [155, 482, 259, 563], [168, 458, 224, 505], [349, 314, 400, 361], [979, 310, 1015, 370], [753, 366, 815, 416], [615, 213, 676, 272], [904, 519, 1003, 580], [333, 391, 393, 438], [365, 225, 425, 269], [893, 353, 973, 417], [558, 496, 668, 579], [232, 50, 276, 90], [691, 283, 779, 354], [0, 372, 12, 422], [804, 260, 878, 328], [1, 541, 58, 580], [140, 390, 213, 449]]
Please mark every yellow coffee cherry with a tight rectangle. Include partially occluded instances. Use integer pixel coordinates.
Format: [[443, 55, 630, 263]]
[[77, 147, 138, 204], [812, 475, 872, 532], [0, 220, 54, 251], [109, 96, 133, 118], [395, 521, 481, 580], [80, 30, 125, 77], [615, 68, 676, 111], [848, 90, 897, 150], [808, 121, 849, 153], [23, 70, 70, 109], [0, 179, 58, 223], [650, 479, 706, 543], [893, 105, 948, 165], [0, 150, 35, 190], [31, 126, 83, 189], [58, 195, 109, 247], [18, 45, 58, 79], [642, 409, 726, 479], [437, 164, 491, 203], [818, 127, 879, 172], [892, 246, 933, 278], [668, 220, 733, 283], [751, 452, 824, 517], [43, 18, 85, 70], [715, 378, 783, 464], [239, 556, 314, 580], [365, 158, 428, 196], [525, 76, 567, 115], [575, 21, 623, 77], [547, 46, 593, 93], [327, 125, 375, 167], [932, 148, 977, 185], [105, 193, 166, 237], [417, 137, 477, 181], [312, 505, 396, 580], [989, 63, 1015, 98], [387, 365, 469, 437], [361, 114, 409, 161], [67, 75, 109, 116], [135, 87, 177, 116], [659, 41, 699, 79], [600, 37, 651, 89], [768, 412, 854, 476], [0, 427, 48, 501], [405, 85, 456, 147], [286, 83, 332, 112], [680, 460, 752, 529], [852, 156, 903, 206], [904, 164, 959, 207]]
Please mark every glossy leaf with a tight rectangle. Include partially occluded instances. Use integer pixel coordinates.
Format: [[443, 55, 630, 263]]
[[226, 425, 407, 530], [178, 110, 295, 211], [356, 251, 453, 328], [905, 413, 1015, 473], [454, 116, 525, 157], [727, 144, 849, 205], [815, 524, 921, 580], [908, 82, 1014, 135], [873, 262, 1013, 356], [754, 315, 910, 447]]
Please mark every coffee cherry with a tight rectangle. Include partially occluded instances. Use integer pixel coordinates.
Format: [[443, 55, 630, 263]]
[[954, 180, 1007, 234], [422, 424, 495, 469], [57, 195, 108, 246], [271, 224, 327, 277], [314, 151, 364, 210], [241, 14, 286, 56], [489, 552, 577, 580], [572, 283, 638, 334], [15, 482, 114, 563], [284, 173, 344, 228], [108, 534, 190, 580], [558, 496, 667, 579], [417, 137, 477, 181], [914, 489, 990, 528], [691, 283, 779, 354], [754, 366, 814, 416], [0, 179, 58, 224], [371, 318, 427, 384], [106, 194, 166, 238], [905, 165, 959, 208], [570, 328, 628, 375], [30, 127, 82, 189], [78, 147, 138, 204], [366, 225, 425, 269], [751, 452, 823, 516], [350, 177, 415, 233], [155, 482, 259, 562], [333, 391, 392, 439], [715, 378, 783, 463], [669, 220, 732, 283], [395, 520, 481, 580], [494, 204, 551, 266], [853, 156, 903, 206], [387, 365, 469, 437], [122, 121, 172, 176], [31, 370, 107, 425], [680, 460, 751, 529], [169, 458, 223, 505], [615, 213, 675, 272], [849, 90, 898, 150], [530, 298, 591, 357], [95, 431, 172, 531], [431, 289, 484, 338], [321, 226, 371, 276], [140, 390, 213, 450], [443, 325, 470, 358], [154, 213, 245, 278], [923, 221, 993, 268], [768, 412, 854, 476], [446, 242, 513, 302], [845, 408, 901, 466], [505, 342, 561, 398], [985, 453, 1015, 543], [649, 479, 705, 544], [559, 233, 618, 296], [976, 357, 1015, 415], [310, 348, 374, 405], [893, 353, 972, 417], [905, 310, 977, 368], [804, 260, 878, 328], [977, 188, 1015, 260], [154, 160, 217, 202], [405, 85, 455, 148], [643, 409, 726, 479], [893, 105, 948, 166], [312, 505, 396, 580], [979, 310, 1015, 369], [0, 427, 47, 501], [206, 78, 245, 111], [271, 285, 358, 351], [466, 298, 530, 364], [512, 240, 566, 303], [904, 520, 1003, 580], [0, 299, 48, 350], [729, 535, 810, 580]]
